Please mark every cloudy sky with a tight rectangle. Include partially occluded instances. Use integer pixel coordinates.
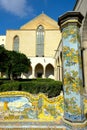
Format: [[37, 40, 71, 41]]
[[0, 0, 76, 34]]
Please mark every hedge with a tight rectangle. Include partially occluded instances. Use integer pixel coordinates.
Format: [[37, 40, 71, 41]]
[[0, 78, 63, 98]]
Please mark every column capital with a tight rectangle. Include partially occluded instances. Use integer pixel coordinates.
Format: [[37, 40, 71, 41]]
[[58, 11, 84, 30]]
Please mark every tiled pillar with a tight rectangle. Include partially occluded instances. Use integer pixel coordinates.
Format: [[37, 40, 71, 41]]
[[58, 12, 86, 129]]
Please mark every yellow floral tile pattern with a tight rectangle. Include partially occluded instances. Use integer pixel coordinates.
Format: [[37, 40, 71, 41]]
[[0, 91, 64, 122], [62, 25, 85, 121]]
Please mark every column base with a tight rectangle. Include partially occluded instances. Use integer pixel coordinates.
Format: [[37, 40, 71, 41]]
[[63, 118, 87, 130]]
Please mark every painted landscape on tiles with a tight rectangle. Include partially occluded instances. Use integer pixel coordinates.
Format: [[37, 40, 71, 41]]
[[0, 92, 64, 121]]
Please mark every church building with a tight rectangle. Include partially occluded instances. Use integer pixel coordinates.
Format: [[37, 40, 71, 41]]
[[4, 13, 61, 79], [0, 0, 87, 93]]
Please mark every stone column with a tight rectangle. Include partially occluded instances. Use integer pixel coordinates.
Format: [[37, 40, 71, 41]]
[[32, 67, 35, 78], [57, 66, 59, 80], [81, 14, 87, 93], [43, 67, 46, 78], [0, 72, 1, 77], [83, 49, 87, 93], [58, 12, 86, 129]]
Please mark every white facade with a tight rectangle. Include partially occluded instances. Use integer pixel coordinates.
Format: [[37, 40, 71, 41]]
[[54, 40, 62, 81], [0, 35, 6, 47], [22, 57, 55, 79]]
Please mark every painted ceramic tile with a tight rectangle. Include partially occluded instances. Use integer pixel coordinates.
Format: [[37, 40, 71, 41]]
[[62, 25, 85, 121], [0, 91, 64, 121]]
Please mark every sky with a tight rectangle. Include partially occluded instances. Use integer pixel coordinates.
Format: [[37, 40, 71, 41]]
[[0, 0, 76, 35]]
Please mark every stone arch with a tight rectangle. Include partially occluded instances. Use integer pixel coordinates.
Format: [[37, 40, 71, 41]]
[[45, 64, 54, 79], [28, 66, 32, 78], [21, 66, 32, 79], [35, 63, 43, 78]]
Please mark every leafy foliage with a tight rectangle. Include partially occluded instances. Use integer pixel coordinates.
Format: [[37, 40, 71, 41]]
[[0, 46, 30, 79], [0, 46, 8, 73], [0, 79, 63, 98]]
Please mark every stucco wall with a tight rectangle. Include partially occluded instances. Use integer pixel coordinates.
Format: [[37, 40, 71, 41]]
[[5, 30, 36, 57], [5, 29, 61, 58]]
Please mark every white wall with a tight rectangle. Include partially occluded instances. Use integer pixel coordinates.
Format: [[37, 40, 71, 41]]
[[0, 36, 6, 46]]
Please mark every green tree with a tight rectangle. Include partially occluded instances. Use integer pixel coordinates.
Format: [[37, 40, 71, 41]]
[[6, 51, 31, 79], [0, 46, 31, 79], [0, 46, 8, 74]]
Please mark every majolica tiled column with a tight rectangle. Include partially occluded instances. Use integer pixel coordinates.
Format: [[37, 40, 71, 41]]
[[58, 12, 86, 129]]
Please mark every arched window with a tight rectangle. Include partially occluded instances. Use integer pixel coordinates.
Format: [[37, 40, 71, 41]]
[[36, 25, 44, 57], [13, 36, 19, 52]]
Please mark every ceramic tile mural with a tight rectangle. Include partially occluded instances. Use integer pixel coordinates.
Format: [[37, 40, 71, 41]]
[[0, 91, 64, 121], [62, 25, 85, 122]]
